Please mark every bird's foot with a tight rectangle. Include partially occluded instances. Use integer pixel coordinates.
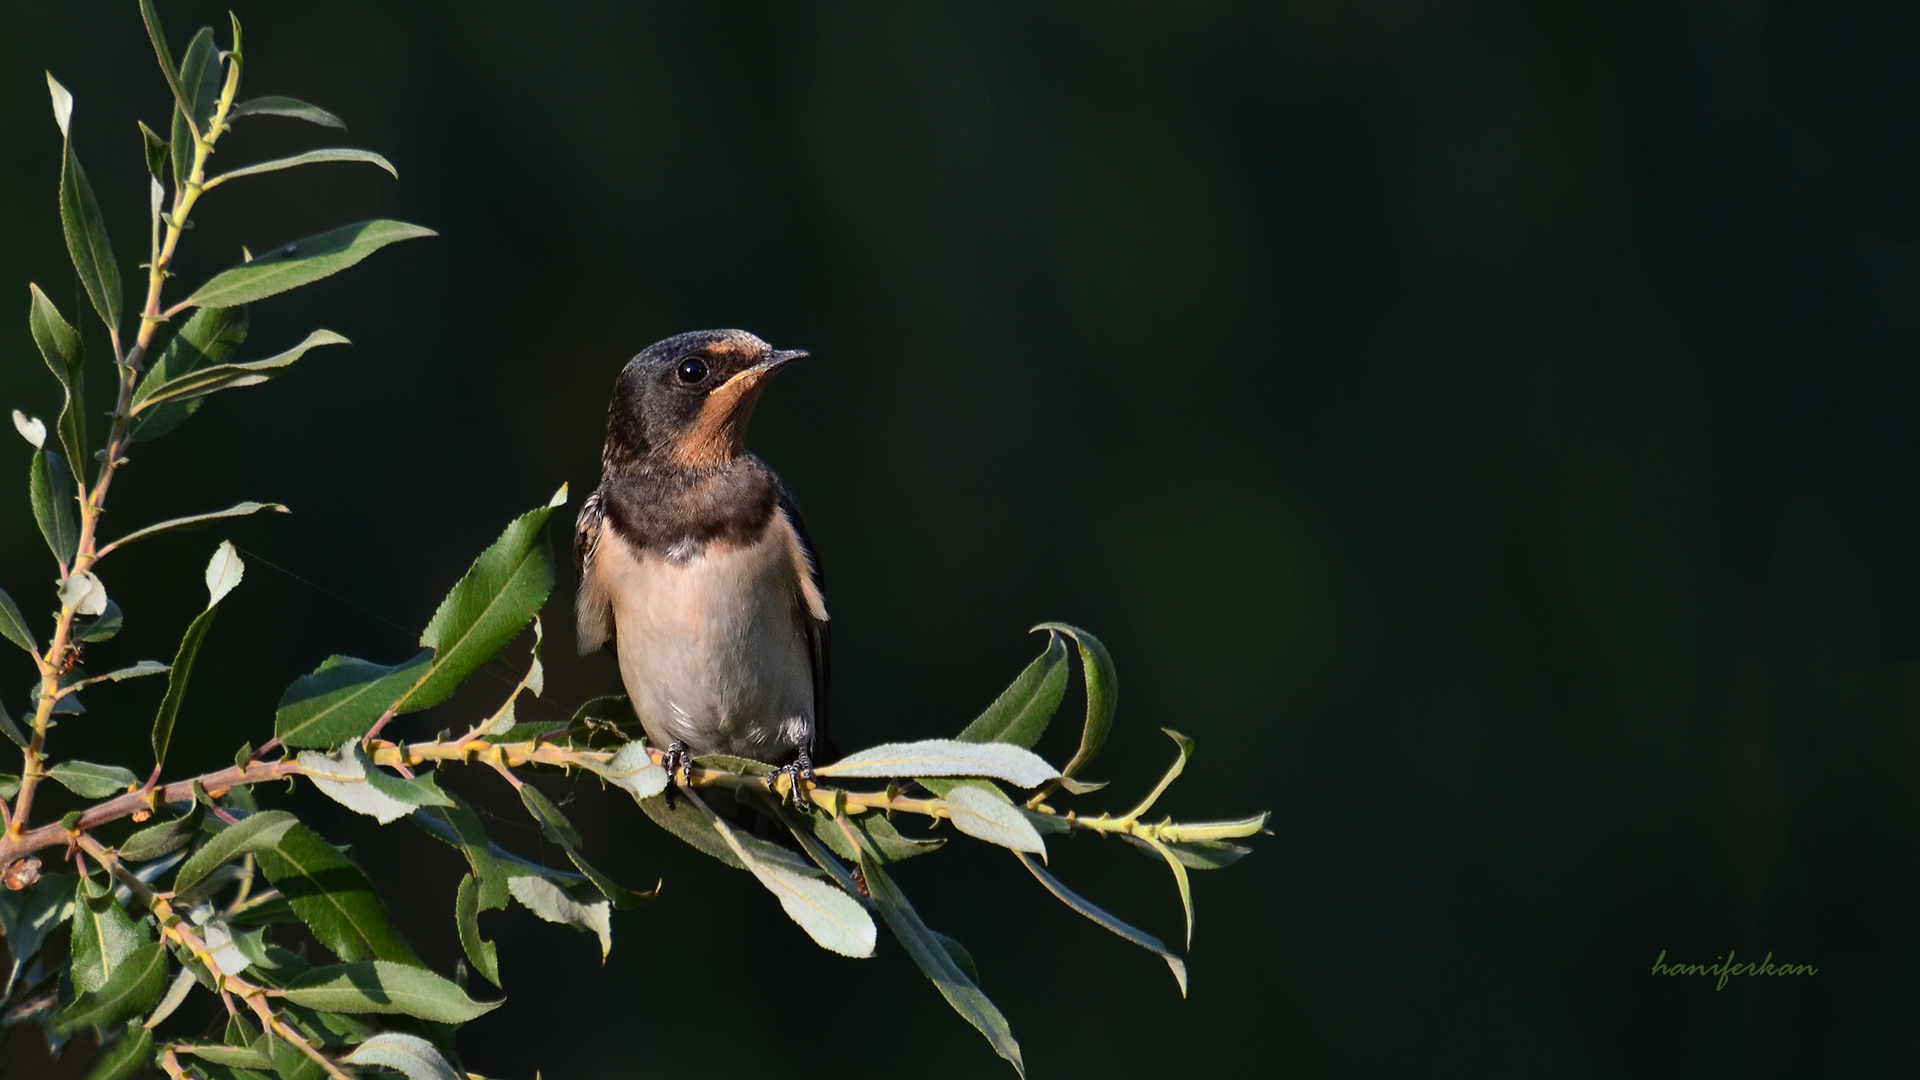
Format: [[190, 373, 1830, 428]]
[[765, 749, 816, 811], [662, 741, 693, 810]]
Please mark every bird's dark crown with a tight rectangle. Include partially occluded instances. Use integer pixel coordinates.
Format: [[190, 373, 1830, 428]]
[[601, 329, 807, 476]]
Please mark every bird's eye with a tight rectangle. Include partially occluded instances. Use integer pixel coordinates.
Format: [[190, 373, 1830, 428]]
[[676, 358, 709, 384]]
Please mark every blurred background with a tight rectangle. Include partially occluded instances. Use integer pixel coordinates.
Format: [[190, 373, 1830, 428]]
[[3, 1, 1919, 1075]]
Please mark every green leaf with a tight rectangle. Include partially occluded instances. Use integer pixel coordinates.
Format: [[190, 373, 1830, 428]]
[[129, 330, 350, 413], [184, 221, 437, 309], [808, 807, 944, 864], [410, 800, 509, 909], [118, 802, 205, 862], [701, 801, 875, 958], [639, 791, 746, 869], [28, 285, 87, 485], [579, 741, 667, 802], [934, 782, 1047, 857], [168, 28, 219, 191], [343, 1032, 462, 1080], [53, 941, 168, 1034], [1121, 728, 1194, 823], [174, 810, 298, 893], [0, 716, 20, 752], [138, 121, 169, 182], [151, 608, 216, 769], [132, 305, 249, 442], [1142, 837, 1195, 949], [75, 598, 123, 643], [814, 738, 1058, 788], [0, 586, 37, 655], [299, 743, 452, 824], [517, 784, 580, 848], [79, 1023, 153, 1080], [1153, 811, 1271, 844], [566, 694, 641, 744], [0, 870, 75, 995], [956, 630, 1068, 748], [931, 931, 979, 984], [505, 875, 611, 960], [145, 964, 197, 1029], [254, 822, 420, 965], [103, 502, 287, 555], [454, 874, 500, 987], [47, 761, 137, 799], [136, 0, 192, 136], [76, 659, 169, 687], [48, 74, 121, 333], [395, 489, 565, 714], [204, 149, 397, 190], [178, 1044, 273, 1069], [31, 444, 80, 568], [856, 848, 1022, 1076], [230, 96, 345, 129], [1032, 623, 1117, 781], [70, 876, 146, 995], [280, 961, 499, 1023], [274, 651, 432, 749], [1013, 851, 1187, 995]]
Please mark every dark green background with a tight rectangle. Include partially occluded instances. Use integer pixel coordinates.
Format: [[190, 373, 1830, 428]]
[[4, 1, 1919, 1076]]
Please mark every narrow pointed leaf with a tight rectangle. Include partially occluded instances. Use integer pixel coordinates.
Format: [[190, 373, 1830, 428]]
[[410, 801, 508, 908], [636, 792, 818, 876], [184, 221, 437, 309], [702, 801, 875, 958], [230, 96, 345, 129], [47, 761, 138, 799], [454, 875, 500, 987], [1155, 811, 1271, 844], [1014, 851, 1187, 995], [0, 702, 26, 749], [1143, 838, 1195, 950], [204, 149, 396, 190], [168, 28, 219, 189], [938, 783, 1047, 857], [52, 941, 168, 1033], [80, 1023, 152, 1080], [815, 738, 1058, 787], [1123, 835, 1253, 871], [102, 504, 285, 555], [173, 811, 297, 893], [132, 306, 248, 442], [136, 0, 191, 132], [28, 285, 87, 484], [138, 121, 168, 182], [0, 587, 37, 654], [118, 803, 205, 862], [957, 630, 1068, 747], [281, 961, 498, 1023], [343, 1032, 462, 1080], [506, 876, 611, 960], [255, 823, 419, 965], [395, 490, 564, 713], [177, 1043, 272, 1068], [144, 965, 197, 1029], [856, 848, 1022, 1075], [152, 608, 215, 769], [31, 445, 80, 567], [274, 650, 432, 749], [808, 808, 944, 864], [49, 75, 121, 332], [75, 598, 123, 643], [76, 657, 167, 686], [71, 877, 144, 994], [1122, 728, 1195, 823], [1032, 623, 1117, 780], [130, 330, 349, 412]]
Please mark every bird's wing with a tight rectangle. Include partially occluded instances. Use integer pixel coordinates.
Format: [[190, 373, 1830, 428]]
[[773, 482, 830, 759], [574, 486, 615, 655]]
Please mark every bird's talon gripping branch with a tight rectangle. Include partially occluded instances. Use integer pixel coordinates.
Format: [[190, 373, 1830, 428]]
[[663, 741, 693, 809], [766, 749, 816, 811]]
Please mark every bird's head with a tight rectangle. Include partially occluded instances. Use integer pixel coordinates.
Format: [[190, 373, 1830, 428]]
[[603, 329, 808, 473]]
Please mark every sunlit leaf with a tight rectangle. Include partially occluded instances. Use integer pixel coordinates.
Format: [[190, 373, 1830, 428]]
[[856, 848, 1022, 1076], [27, 284, 87, 485], [254, 822, 420, 965], [343, 1032, 462, 1080], [136, 0, 190, 125], [281, 961, 499, 1023], [76, 659, 168, 687], [1032, 623, 1117, 781], [701, 799, 875, 958], [807, 807, 944, 864], [579, 741, 667, 802], [59, 568, 107, 617], [956, 629, 1067, 748], [167, 28, 219, 190], [184, 220, 436, 309], [47, 74, 121, 332], [1121, 728, 1194, 823], [1154, 811, 1271, 844], [395, 488, 565, 713], [204, 148, 397, 190], [174, 810, 297, 893], [1014, 851, 1187, 995], [47, 761, 137, 799], [1142, 838, 1195, 950], [230, 95, 345, 129], [131, 306, 248, 442], [814, 738, 1058, 788], [151, 608, 217, 770], [177, 1043, 272, 1069], [129, 330, 349, 412], [506, 876, 611, 961], [300, 743, 451, 824], [52, 941, 168, 1033], [102, 504, 284, 556], [0, 586, 35, 655], [935, 782, 1046, 857], [274, 651, 432, 749]]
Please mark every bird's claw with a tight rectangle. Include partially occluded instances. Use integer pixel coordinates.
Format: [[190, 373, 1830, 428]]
[[765, 749, 815, 811], [663, 741, 693, 809]]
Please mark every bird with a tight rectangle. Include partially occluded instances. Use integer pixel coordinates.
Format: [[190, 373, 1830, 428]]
[[575, 329, 827, 808]]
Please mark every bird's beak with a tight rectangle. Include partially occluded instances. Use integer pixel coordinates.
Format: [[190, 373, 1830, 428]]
[[756, 348, 809, 374]]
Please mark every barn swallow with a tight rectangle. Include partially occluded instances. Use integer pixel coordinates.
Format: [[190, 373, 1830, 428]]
[[575, 329, 827, 808]]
